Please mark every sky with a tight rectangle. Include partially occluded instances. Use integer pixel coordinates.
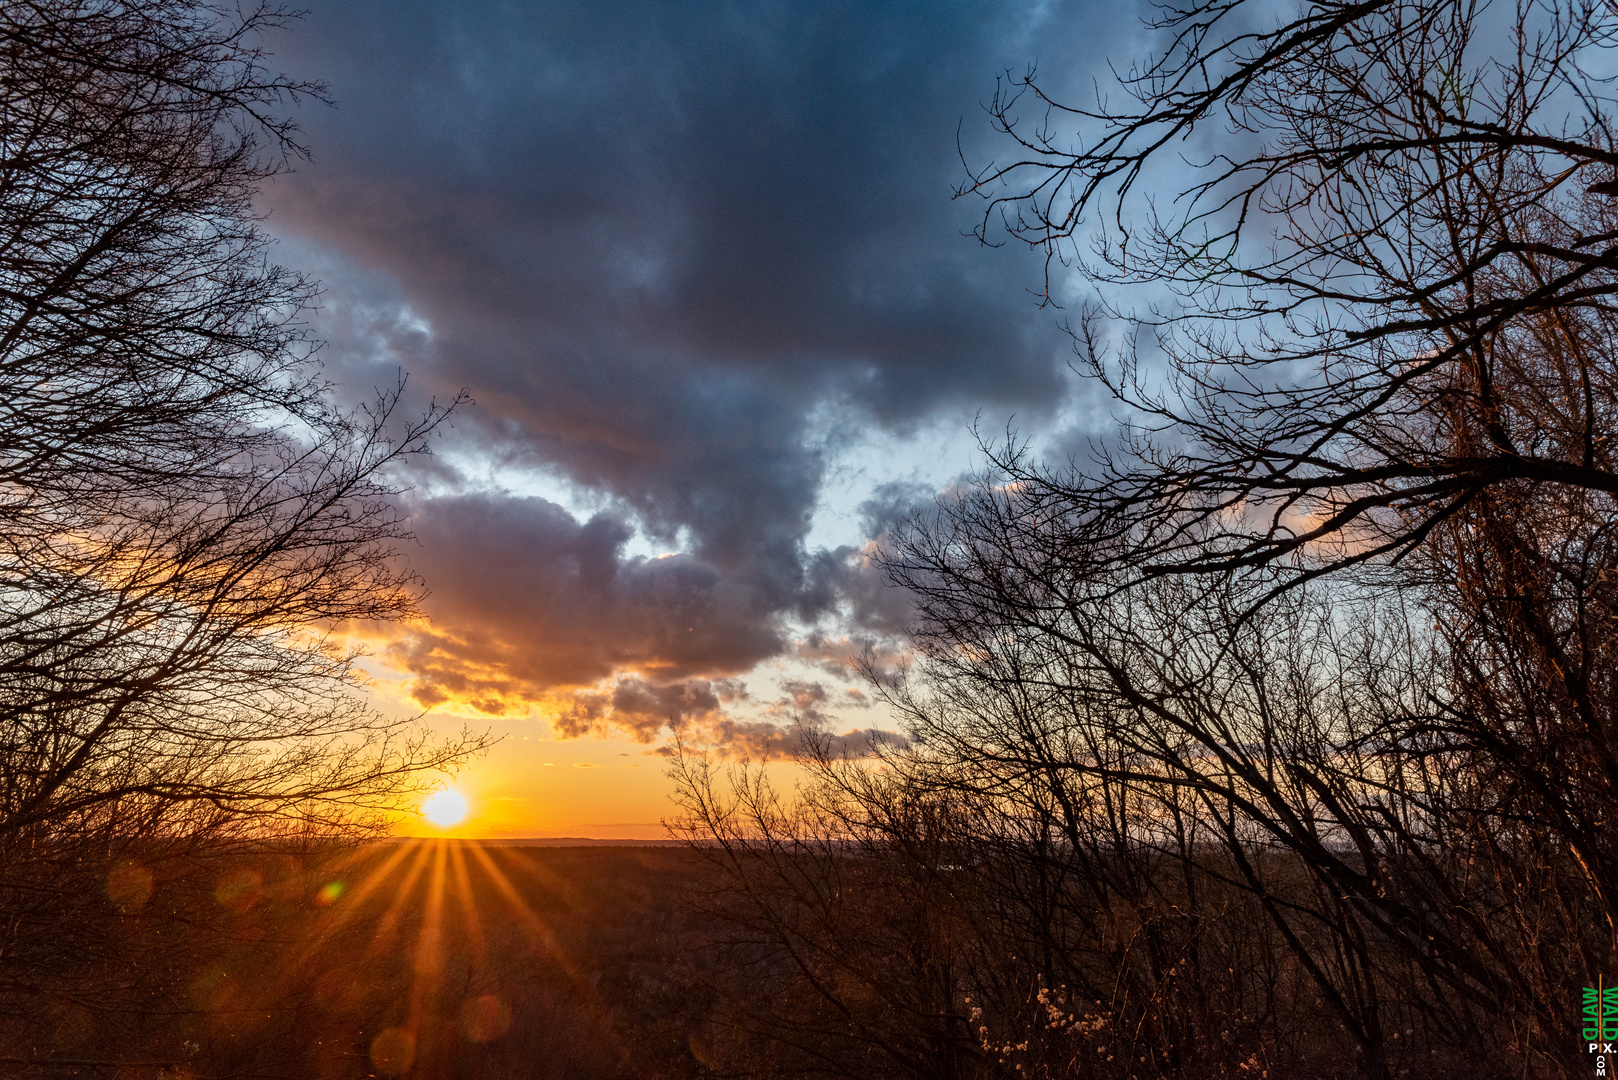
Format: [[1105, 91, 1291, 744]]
[[256, 0, 1141, 838]]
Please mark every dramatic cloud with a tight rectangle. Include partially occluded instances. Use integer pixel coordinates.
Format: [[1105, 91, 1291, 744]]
[[261, 0, 1125, 741], [387, 494, 785, 712]]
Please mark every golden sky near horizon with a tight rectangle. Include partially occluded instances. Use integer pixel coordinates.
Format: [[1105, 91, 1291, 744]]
[[376, 671, 846, 840], [396, 718, 679, 841]]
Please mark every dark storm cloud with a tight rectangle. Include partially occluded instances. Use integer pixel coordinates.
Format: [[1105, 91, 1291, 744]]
[[260, 0, 1125, 724], [392, 494, 784, 713]]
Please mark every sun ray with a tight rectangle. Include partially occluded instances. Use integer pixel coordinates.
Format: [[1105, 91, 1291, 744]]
[[465, 844, 577, 979], [310, 839, 417, 934], [446, 841, 489, 972], [465, 844, 635, 1069], [365, 841, 434, 959], [404, 841, 451, 1057], [280, 837, 422, 998], [268, 838, 656, 1073]]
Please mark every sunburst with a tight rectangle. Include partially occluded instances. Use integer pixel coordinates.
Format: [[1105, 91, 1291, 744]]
[[272, 836, 631, 1076], [421, 789, 469, 828]]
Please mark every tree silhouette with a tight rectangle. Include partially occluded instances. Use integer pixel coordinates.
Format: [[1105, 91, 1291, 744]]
[[677, 2, 1618, 1075], [0, 1, 485, 1017]]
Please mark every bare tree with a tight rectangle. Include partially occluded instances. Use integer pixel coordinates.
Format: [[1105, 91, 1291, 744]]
[[669, 749, 988, 1080], [0, 0, 482, 848], [883, 510, 1600, 1070], [672, 569, 1593, 1075], [0, 14, 493, 1057], [944, 0, 1618, 968], [0, 4, 491, 1070], [674, 3, 1618, 1077], [963, 0, 1618, 589], [862, 0, 1618, 1069]]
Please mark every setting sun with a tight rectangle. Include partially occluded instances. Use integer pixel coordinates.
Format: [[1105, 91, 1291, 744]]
[[421, 789, 469, 828]]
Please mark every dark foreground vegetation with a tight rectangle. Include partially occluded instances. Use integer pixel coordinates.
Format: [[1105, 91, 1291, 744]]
[[0, 835, 1566, 1079], [2, 843, 718, 1079], [6, 0, 1618, 1077]]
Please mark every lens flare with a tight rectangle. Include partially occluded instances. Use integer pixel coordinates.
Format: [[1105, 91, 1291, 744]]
[[271, 839, 607, 1071], [422, 789, 469, 828]]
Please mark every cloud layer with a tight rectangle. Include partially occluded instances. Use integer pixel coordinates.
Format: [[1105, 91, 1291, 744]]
[[262, 0, 1119, 745]]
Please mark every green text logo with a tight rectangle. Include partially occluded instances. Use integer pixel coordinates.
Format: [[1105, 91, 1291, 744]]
[[1586, 983, 1618, 1076], [1587, 985, 1618, 1042]]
